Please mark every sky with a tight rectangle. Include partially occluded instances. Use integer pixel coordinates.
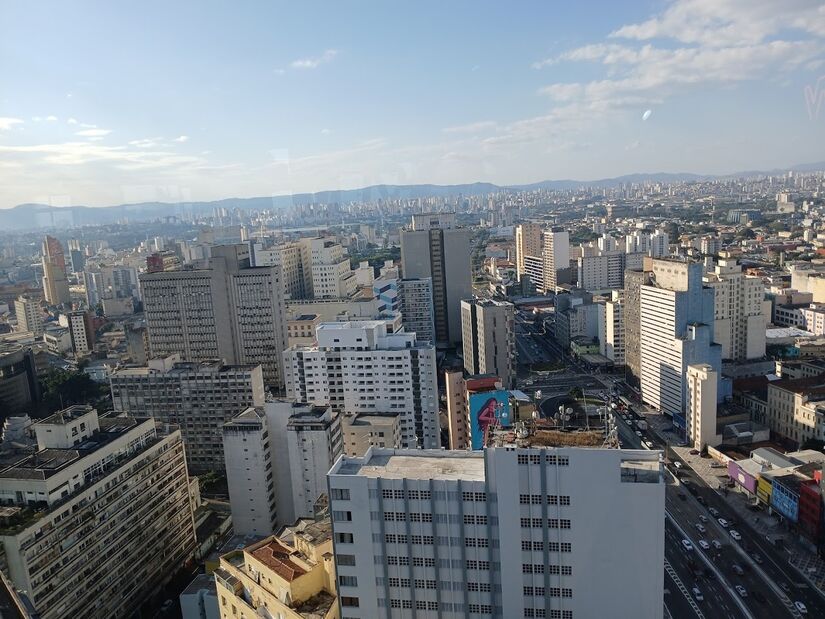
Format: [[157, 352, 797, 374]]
[[1, 0, 825, 208]]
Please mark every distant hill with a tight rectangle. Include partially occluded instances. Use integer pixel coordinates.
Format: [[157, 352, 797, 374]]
[[2, 164, 823, 231]]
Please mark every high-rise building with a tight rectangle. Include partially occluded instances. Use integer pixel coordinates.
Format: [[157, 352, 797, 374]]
[[284, 320, 439, 449], [461, 299, 516, 389], [327, 446, 664, 619], [399, 278, 435, 344], [704, 257, 767, 360], [515, 223, 543, 282], [41, 235, 70, 306], [222, 400, 341, 534], [400, 213, 472, 345], [140, 244, 287, 388], [597, 291, 625, 365], [649, 230, 669, 258], [576, 253, 625, 292], [0, 406, 196, 619], [0, 344, 40, 414], [639, 259, 721, 427], [541, 228, 570, 293], [686, 363, 720, 450], [13, 296, 43, 337], [110, 356, 265, 472], [623, 269, 652, 390], [62, 310, 94, 356], [214, 521, 337, 619]]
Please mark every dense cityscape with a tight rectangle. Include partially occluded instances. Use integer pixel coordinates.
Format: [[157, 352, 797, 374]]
[[4, 1, 825, 618]]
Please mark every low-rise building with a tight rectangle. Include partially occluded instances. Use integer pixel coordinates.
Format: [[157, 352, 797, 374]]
[[341, 412, 401, 456], [214, 518, 337, 619]]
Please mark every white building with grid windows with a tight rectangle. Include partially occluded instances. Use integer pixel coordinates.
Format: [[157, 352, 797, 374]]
[[327, 446, 664, 619], [284, 320, 438, 449]]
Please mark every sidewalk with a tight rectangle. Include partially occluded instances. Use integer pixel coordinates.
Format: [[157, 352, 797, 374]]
[[641, 410, 825, 596]]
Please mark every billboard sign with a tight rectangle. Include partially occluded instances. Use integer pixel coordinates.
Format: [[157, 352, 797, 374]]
[[469, 390, 511, 450]]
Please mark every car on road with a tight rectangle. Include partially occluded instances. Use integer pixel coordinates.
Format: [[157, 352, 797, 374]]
[[635, 430, 643, 437], [717, 518, 729, 528], [710, 461, 725, 468], [673, 461, 683, 469], [692, 587, 703, 602], [698, 540, 710, 550], [780, 582, 791, 593], [751, 553, 763, 564], [696, 523, 706, 533], [711, 540, 722, 550], [735, 585, 747, 597], [708, 507, 719, 517], [690, 449, 700, 455], [699, 515, 708, 523], [731, 564, 744, 576], [795, 601, 808, 614], [681, 539, 694, 551], [729, 530, 742, 541]]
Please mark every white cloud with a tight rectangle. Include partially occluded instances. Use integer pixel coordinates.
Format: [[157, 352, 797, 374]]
[[173, 135, 189, 143], [0, 117, 23, 130], [320, 128, 332, 135], [274, 68, 286, 75], [76, 128, 111, 137], [442, 121, 497, 134], [46, 115, 58, 122], [31, 116, 42, 122], [291, 49, 338, 69], [67, 117, 78, 125], [80, 122, 97, 129]]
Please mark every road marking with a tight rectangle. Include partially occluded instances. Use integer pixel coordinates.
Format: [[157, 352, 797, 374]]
[[665, 559, 706, 619]]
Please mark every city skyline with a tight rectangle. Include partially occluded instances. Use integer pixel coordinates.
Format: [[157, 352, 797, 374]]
[[2, 0, 825, 208]]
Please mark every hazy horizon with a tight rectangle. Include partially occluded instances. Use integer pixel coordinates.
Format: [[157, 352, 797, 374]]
[[2, 0, 825, 209]]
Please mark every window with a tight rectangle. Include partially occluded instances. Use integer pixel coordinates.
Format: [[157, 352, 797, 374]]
[[338, 554, 356, 566], [331, 488, 350, 500], [333, 510, 352, 522], [341, 597, 360, 607], [339, 575, 358, 587], [335, 532, 354, 544]]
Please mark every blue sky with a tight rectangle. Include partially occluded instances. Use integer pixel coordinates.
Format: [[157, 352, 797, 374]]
[[1, 0, 825, 208]]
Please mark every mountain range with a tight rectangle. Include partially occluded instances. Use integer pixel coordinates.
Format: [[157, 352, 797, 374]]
[[2, 162, 823, 231]]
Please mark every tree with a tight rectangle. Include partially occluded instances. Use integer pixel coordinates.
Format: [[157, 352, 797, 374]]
[[38, 369, 107, 413]]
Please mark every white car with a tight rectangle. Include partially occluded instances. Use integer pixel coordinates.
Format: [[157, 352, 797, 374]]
[[696, 524, 706, 533], [698, 540, 710, 550], [711, 540, 722, 550], [681, 539, 694, 551], [735, 585, 747, 597], [795, 601, 808, 614], [635, 430, 643, 437], [718, 518, 729, 528], [692, 587, 704, 602], [699, 515, 708, 523], [729, 530, 742, 541]]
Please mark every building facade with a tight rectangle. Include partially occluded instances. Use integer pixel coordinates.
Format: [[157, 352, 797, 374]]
[[110, 357, 265, 472], [13, 297, 42, 337], [460, 299, 515, 389], [284, 321, 439, 449], [327, 446, 664, 619], [400, 213, 472, 345], [0, 406, 196, 619], [140, 244, 288, 388], [515, 223, 543, 283]]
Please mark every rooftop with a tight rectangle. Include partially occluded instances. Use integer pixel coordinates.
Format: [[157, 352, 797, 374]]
[[334, 449, 486, 481], [249, 538, 307, 582]]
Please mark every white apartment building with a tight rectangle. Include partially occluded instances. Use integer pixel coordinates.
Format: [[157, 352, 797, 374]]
[[639, 259, 721, 424], [461, 299, 516, 389], [541, 228, 570, 293], [576, 253, 625, 292], [328, 446, 665, 619], [686, 364, 720, 450], [704, 257, 767, 360], [300, 237, 357, 299], [62, 310, 93, 356], [597, 292, 625, 365], [140, 244, 287, 388], [109, 357, 265, 472], [222, 400, 342, 535], [13, 296, 42, 337], [284, 321, 439, 449], [801, 304, 825, 336], [251, 240, 307, 299], [0, 406, 196, 619], [649, 230, 670, 257]]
